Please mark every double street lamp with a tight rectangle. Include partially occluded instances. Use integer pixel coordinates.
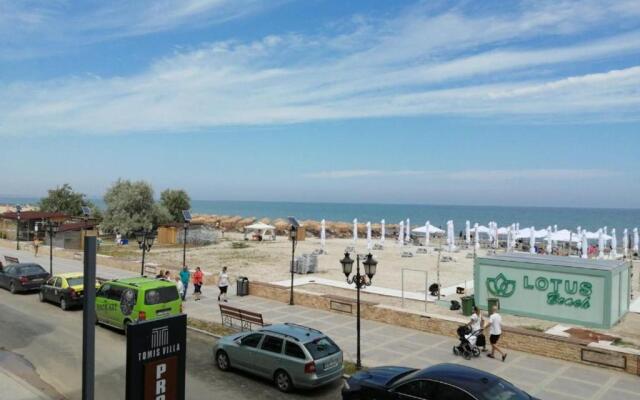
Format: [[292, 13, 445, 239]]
[[135, 228, 157, 276], [340, 252, 378, 370], [15, 205, 22, 250]]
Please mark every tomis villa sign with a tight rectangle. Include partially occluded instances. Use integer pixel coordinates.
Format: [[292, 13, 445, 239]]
[[475, 254, 631, 329]]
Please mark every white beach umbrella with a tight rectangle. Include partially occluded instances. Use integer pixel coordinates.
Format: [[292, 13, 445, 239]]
[[366, 221, 372, 250], [398, 221, 404, 247], [623, 228, 628, 257], [581, 233, 588, 259], [634, 228, 639, 253], [598, 229, 604, 259], [529, 226, 536, 254], [405, 218, 411, 243], [552, 225, 558, 248], [546, 226, 553, 255], [353, 218, 358, 243], [425, 221, 431, 247], [576, 227, 582, 251], [320, 219, 326, 249], [380, 219, 385, 245], [447, 220, 455, 252], [474, 223, 480, 251], [611, 228, 617, 259], [465, 220, 471, 245], [604, 226, 608, 237]]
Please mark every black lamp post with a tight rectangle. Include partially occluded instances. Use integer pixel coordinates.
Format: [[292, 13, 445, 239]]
[[182, 210, 192, 268], [340, 252, 377, 370], [288, 217, 300, 306], [15, 205, 22, 250], [46, 219, 60, 275], [135, 228, 156, 276]]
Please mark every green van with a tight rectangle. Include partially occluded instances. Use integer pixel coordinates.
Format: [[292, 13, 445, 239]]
[[95, 277, 182, 333]]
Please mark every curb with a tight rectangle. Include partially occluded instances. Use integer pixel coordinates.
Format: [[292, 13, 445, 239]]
[[186, 325, 222, 339]]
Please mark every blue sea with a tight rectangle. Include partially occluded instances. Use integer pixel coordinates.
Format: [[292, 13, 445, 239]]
[[2, 196, 639, 232]]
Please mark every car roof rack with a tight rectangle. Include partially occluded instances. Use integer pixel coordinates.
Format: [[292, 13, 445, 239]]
[[259, 329, 300, 342], [284, 322, 323, 335]]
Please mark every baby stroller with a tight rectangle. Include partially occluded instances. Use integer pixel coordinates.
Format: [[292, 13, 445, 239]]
[[453, 325, 482, 360]]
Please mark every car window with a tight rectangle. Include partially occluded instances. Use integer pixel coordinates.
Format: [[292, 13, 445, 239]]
[[67, 277, 83, 286], [396, 380, 435, 399], [109, 285, 124, 301], [434, 381, 475, 400], [285, 341, 306, 359], [261, 335, 284, 354], [54, 278, 63, 288], [304, 337, 340, 360], [46, 277, 56, 286], [5, 266, 15, 275], [97, 284, 111, 298], [17, 265, 45, 275], [145, 286, 179, 305], [479, 380, 530, 400], [241, 333, 263, 348]]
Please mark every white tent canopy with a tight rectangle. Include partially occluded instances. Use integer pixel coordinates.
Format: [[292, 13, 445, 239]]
[[412, 225, 445, 235], [244, 222, 276, 240], [549, 229, 580, 243]]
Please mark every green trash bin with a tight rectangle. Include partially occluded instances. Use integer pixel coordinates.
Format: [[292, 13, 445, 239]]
[[488, 298, 500, 314], [461, 296, 475, 316]]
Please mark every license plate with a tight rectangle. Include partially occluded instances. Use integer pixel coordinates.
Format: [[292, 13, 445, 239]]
[[324, 359, 339, 370], [32, 278, 44, 282], [157, 310, 170, 317]]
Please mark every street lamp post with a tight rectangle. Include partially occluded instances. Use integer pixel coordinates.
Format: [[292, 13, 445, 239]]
[[289, 225, 298, 305], [135, 229, 156, 276], [46, 219, 60, 275], [182, 210, 192, 268], [15, 205, 22, 250], [340, 252, 378, 370]]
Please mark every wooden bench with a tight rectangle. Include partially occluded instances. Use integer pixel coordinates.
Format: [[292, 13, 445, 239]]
[[3, 256, 19, 265], [219, 304, 264, 331]]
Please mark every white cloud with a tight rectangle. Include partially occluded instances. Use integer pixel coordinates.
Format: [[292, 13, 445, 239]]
[[1, 0, 639, 136], [305, 169, 619, 181]]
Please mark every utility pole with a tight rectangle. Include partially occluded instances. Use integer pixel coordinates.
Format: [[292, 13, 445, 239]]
[[82, 233, 96, 400]]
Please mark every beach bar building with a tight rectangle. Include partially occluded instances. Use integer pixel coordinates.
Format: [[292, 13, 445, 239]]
[[474, 254, 630, 329]]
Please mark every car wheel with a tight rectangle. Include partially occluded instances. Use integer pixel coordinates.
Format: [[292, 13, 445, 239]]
[[60, 298, 68, 311], [9, 282, 17, 294], [216, 351, 231, 371], [39, 291, 45, 302], [274, 370, 293, 393]]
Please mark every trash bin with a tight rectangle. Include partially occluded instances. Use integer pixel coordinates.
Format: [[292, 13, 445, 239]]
[[236, 276, 249, 297], [461, 296, 475, 316], [488, 297, 500, 314]]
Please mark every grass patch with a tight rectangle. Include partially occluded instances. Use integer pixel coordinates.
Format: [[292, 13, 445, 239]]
[[231, 241, 250, 249], [343, 361, 364, 376], [523, 325, 546, 333], [612, 338, 640, 350], [187, 317, 237, 337]]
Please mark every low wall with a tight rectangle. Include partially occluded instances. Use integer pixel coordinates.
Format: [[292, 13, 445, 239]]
[[249, 281, 640, 376]]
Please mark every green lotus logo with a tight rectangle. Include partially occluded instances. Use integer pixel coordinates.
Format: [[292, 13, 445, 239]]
[[486, 273, 516, 298]]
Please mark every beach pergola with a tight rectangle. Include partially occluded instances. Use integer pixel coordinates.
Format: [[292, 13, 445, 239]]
[[244, 222, 276, 241]]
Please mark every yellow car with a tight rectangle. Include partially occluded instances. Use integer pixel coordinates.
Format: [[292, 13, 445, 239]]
[[39, 272, 94, 310]]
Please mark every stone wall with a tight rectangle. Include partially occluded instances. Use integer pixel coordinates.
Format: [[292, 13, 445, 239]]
[[249, 280, 640, 377]]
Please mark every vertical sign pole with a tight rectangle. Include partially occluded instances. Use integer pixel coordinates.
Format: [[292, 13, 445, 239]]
[[49, 222, 54, 275], [82, 234, 96, 400]]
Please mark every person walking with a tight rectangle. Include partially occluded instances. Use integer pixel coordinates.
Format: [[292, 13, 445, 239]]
[[33, 236, 41, 257], [485, 306, 507, 361], [218, 266, 230, 302], [174, 276, 184, 299], [179, 266, 190, 301], [468, 306, 487, 352], [193, 266, 204, 301]]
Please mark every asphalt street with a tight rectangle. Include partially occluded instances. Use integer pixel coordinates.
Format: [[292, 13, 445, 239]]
[[0, 288, 342, 400]]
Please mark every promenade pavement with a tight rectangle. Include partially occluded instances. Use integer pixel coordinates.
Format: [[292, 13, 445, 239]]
[[0, 368, 54, 400], [1, 247, 640, 400]]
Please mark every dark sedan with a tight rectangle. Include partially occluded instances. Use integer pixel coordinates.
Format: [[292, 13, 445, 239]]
[[342, 363, 537, 400], [0, 263, 50, 293]]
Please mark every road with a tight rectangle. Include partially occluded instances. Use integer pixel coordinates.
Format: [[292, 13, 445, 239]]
[[0, 288, 342, 400]]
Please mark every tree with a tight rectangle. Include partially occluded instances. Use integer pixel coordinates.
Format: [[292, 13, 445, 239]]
[[160, 189, 191, 222], [39, 184, 95, 217], [101, 179, 171, 234]]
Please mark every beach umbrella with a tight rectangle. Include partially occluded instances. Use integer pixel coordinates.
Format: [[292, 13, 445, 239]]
[[634, 228, 639, 253], [529, 226, 536, 254], [465, 220, 471, 246], [546, 226, 553, 255], [353, 218, 358, 243], [604, 226, 608, 237], [405, 218, 411, 243], [398, 221, 404, 247], [320, 219, 326, 249], [581, 233, 588, 259], [366, 221, 372, 250], [425, 221, 431, 247], [598, 229, 604, 259], [380, 219, 385, 245], [623, 228, 628, 257], [447, 220, 455, 252], [611, 228, 617, 259], [474, 223, 480, 251]]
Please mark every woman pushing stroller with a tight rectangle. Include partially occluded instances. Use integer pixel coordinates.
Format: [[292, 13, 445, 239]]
[[468, 306, 487, 352]]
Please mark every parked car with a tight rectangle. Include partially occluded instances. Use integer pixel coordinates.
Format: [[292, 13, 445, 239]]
[[39, 272, 97, 310], [214, 323, 344, 393], [342, 363, 538, 400], [95, 277, 182, 333], [0, 263, 49, 293]]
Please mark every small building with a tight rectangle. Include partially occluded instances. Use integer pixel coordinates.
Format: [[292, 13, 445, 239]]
[[0, 211, 67, 241], [156, 223, 212, 245], [474, 254, 630, 329], [48, 221, 97, 250]]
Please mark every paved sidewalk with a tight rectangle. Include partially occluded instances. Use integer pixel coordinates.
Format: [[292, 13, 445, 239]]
[[0, 369, 54, 400], [2, 247, 640, 400]]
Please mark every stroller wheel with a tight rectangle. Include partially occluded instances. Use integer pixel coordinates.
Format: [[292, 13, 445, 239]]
[[472, 347, 481, 357], [463, 351, 472, 360], [453, 346, 460, 356]]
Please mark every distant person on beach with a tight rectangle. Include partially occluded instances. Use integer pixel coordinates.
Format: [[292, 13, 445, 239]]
[[468, 306, 487, 352], [218, 266, 230, 302], [115, 232, 122, 245], [33, 237, 41, 257], [193, 267, 204, 301], [179, 266, 190, 300], [485, 306, 507, 362]]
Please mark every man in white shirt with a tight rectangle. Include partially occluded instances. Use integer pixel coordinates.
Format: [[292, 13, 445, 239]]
[[218, 266, 230, 302], [485, 306, 507, 361], [467, 306, 487, 351]]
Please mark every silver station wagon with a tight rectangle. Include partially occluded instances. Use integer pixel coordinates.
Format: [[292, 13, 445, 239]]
[[213, 323, 344, 392]]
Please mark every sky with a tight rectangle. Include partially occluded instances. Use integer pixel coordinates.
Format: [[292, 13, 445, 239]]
[[1, 0, 639, 208]]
